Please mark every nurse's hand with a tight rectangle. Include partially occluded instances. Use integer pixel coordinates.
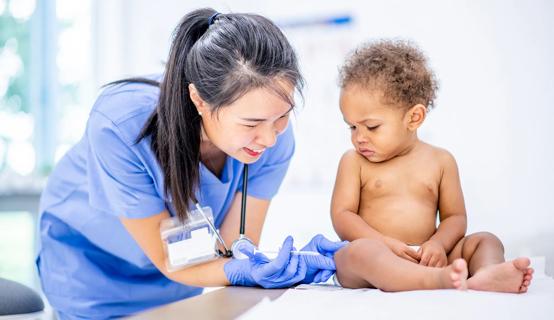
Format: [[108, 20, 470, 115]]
[[224, 236, 307, 288], [299, 234, 348, 284]]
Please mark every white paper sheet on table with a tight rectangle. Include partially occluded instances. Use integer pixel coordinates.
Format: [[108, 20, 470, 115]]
[[239, 256, 554, 320]]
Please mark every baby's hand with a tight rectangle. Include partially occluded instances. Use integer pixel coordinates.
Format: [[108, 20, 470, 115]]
[[418, 239, 447, 267], [384, 237, 420, 263]]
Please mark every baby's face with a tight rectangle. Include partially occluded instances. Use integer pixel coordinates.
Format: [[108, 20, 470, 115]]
[[339, 85, 415, 163]]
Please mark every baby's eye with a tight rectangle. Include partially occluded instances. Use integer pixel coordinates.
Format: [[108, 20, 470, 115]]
[[243, 124, 257, 128], [348, 125, 356, 130]]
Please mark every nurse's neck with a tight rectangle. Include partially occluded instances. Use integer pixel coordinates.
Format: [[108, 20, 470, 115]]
[[199, 127, 226, 178]]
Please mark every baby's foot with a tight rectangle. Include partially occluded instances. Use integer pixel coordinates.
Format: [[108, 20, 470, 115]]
[[519, 267, 534, 293], [468, 257, 533, 293], [439, 258, 468, 290]]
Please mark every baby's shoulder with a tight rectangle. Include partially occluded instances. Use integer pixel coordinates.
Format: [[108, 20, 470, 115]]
[[419, 142, 457, 167], [340, 149, 367, 166], [337, 149, 371, 174]]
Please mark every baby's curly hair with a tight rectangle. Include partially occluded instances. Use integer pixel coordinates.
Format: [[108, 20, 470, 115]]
[[339, 39, 438, 110]]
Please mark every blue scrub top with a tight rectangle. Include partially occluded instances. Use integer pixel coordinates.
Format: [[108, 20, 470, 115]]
[[36, 77, 295, 319]]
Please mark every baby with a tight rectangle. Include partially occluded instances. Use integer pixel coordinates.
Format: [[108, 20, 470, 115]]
[[331, 39, 533, 293]]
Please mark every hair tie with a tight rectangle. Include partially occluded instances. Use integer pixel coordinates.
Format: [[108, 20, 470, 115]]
[[208, 13, 221, 26]]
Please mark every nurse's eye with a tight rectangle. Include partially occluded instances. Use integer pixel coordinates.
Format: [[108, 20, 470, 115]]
[[366, 125, 380, 131], [348, 125, 356, 130], [242, 123, 259, 128]]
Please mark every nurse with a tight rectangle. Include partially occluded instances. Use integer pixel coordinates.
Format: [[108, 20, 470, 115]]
[[36, 8, 345, 319]]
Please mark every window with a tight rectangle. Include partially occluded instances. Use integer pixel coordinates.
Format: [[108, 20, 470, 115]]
[[0, 0, 92, 289], [0, 0, 91, 180]]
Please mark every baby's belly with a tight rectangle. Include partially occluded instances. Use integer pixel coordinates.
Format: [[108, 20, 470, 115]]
[[359, 198, 437, 245]]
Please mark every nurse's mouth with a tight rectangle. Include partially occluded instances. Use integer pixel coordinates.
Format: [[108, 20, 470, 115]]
[[243, 147, 265, 157]]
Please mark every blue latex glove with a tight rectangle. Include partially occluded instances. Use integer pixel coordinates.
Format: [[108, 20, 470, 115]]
[[224, 236, 307, 288], [299, 234, 348, 284]]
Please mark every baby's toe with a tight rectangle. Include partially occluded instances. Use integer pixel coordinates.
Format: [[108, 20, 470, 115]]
[[519, 286, 528, 293], [524, 274, 532, 281], [513, 257, 531, 270]]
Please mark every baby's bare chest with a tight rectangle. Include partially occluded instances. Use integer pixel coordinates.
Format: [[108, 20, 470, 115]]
[[360, 158, 441, 200]]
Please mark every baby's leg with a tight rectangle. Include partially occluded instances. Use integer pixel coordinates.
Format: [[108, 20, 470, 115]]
[[335, 239, 468, 291], [448, 232, 533, 293]]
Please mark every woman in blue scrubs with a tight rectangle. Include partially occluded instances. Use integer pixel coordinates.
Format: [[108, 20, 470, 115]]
[[36, 8, 345, 319]]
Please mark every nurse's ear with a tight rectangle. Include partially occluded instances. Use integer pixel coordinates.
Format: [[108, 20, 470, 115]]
[[189, 83, 209, 116]]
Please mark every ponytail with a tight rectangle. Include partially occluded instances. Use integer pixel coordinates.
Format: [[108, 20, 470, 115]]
[[138, 8, 217, 221]]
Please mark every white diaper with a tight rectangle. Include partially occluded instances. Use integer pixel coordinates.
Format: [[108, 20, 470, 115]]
[[332, 273, 343, 287], [408, 245, 420, 252]]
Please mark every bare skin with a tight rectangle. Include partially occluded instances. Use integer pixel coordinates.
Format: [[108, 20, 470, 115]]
[[335, 239, 468, 292], [331, 85, 533, 293]]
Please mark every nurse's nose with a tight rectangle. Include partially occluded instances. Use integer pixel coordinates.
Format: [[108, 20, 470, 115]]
[[256, 125, 278, 148]]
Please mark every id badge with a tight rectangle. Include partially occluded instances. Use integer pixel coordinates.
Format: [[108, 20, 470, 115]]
[[160, 206, 220, 271]]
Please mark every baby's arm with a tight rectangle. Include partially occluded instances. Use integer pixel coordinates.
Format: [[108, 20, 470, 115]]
[[331, 150, 383, 241], [421, 150, 467, 266]]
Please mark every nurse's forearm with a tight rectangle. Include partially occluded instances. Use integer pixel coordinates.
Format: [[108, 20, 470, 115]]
[[164, 258, 231, 287], [119, 214, 232, 287]]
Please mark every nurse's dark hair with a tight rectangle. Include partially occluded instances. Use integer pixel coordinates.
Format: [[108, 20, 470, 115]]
[[107, 8, 303, 221]]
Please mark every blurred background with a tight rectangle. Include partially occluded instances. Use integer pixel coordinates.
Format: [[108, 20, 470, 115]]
[[0, 0, 553, 303]]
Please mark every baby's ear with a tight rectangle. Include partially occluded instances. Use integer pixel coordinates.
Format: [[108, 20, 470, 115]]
[[405, 104, 427, 131]]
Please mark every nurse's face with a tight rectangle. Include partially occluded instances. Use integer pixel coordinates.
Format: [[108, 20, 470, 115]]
[[190, 80, 294, 164]]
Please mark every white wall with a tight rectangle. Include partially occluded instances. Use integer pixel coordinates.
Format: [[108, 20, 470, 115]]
[[92, 0, 554, 272]]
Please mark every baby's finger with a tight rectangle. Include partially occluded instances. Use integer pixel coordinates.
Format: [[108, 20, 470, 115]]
[[429, 255, 439, 267], [402, 252, 419, 263], [419, 252, 430, 266], [435, 259, 446, 268], [405, 248, 420, 261]]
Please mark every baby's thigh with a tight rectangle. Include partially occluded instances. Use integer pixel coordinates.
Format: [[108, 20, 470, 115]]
[[334, 240, 379, 289]]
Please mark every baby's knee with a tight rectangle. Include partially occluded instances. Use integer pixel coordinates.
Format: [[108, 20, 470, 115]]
[[468, 232, 504, 250], [335, 238, 386, 267]]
